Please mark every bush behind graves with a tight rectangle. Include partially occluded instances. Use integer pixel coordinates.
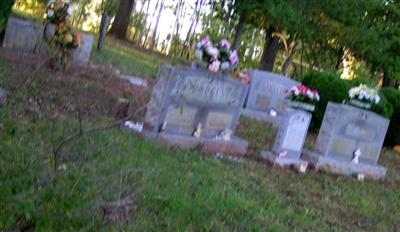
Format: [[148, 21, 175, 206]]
[[302, 71, 393, 130], [302, 71, 351, 129], [380, 88, 400, 146]]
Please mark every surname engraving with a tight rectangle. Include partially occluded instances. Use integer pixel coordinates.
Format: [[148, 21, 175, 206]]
[[260, 83, 287, 96], [345, 124, 374, 141], [170, 76, 240, 106]]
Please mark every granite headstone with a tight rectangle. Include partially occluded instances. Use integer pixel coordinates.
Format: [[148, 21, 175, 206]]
[[144, 65, 249, 157], [2, 17, 93, 66], [302, 102, 389, 180], [242, 70, 300, 126], [261, 108, 311, 171]]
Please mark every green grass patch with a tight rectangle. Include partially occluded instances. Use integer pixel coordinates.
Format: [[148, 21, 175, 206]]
[[90, 37, 188, 79], [1, 59, 400, 231]]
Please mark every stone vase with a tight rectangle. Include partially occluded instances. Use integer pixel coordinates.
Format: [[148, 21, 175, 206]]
[[43, 23, 56, 41], [289, 101, 315, 112], [348, 99, 372, 110]]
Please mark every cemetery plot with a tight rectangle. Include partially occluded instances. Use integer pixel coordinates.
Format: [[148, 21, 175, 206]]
[[144, 65, 249, 158], [302, 102, 390, 180], [242, 70, 300, 126], [261, 108, 311, 172]]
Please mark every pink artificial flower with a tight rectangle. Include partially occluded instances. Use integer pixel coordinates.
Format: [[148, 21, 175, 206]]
[[229, 50, 239, 65], [208, 60, 221, 72], [220, 39, 231, 49], [200, 36, 211, 48]]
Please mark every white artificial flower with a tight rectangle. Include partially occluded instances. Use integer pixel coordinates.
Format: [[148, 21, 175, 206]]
[[67, 5, 74, 15], [375, 95, 380, 104], [306, 89, 313, 98], [220, 61, 230, 70], [195, 49, 203, 59], [47, 9, 54, 17], [206, 46, 219, 58]]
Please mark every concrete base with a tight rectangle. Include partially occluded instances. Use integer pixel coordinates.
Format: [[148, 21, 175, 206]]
[[139, 129, 248, 159], [241, 108, 281, 127], [261, 151, 308, 172], [302, 149, 387, 180]]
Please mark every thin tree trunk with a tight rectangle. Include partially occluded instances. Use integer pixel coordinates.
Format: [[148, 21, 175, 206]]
[[0, 0, 15, 44], [335, 47, 344, 71], [143, 0, 160, 47], [132, 0, 147, 42], [259, 26, 281, 72], [97, 12, 111, 52], [150, 0, 164, 50], [109, 0, 136, 40], [182, 0, 204, 57], [382, 71, 395, 88], [232, 12, 247, 52]]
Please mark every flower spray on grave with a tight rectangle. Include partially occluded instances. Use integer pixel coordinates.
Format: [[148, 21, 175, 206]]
[[193, 36, 239, 73], [44, 0, 81, 69], [346, 84, 380, 110], [286, 84, 320, 112]]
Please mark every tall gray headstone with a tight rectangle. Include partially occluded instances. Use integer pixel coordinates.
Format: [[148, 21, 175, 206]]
[[302, 102, 389, 180], [3, 17, 47, 54], [2, 17, 93, 66], [144, 65, 249, 158], [261, 108, 311, 171], [242, 70, 300, 126]]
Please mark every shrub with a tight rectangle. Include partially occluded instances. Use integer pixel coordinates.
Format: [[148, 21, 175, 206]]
[[380, 88, 400, 146], [301, 71, 351, 129], [301, 71, 393, 130]]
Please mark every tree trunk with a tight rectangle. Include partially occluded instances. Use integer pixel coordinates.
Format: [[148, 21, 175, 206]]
[[97, 12, 111, 52], [150, 0, 164, 50], [143, 0, 160, 47], [259, 26, 281, 72], [109, 0, 135, 40], [335, 47, 344, 71], [232, 12, 247, 52], [382, 71, 395, 88], [0, 0, 15, 45]]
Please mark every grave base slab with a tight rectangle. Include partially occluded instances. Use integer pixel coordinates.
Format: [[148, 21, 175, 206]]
[[241, 108, 281, 127], [261, 151, 308, 172], [140, 129, 248, 159], [302, 149, 387, 180]]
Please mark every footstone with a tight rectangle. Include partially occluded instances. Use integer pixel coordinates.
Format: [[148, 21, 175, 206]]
[[158, 134, 248, 158], [301, 102, 389, 180], [261, 108, 311, 171], [302, 149, 387, 180], [242, 70, 300, 126]]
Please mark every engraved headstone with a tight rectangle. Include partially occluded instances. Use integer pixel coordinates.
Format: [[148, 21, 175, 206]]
[[261, 108, 311, 171], [242, 70, 300, 126], [302, 102, 389, 180], [144, 65, 249, 158], [3, 17, 47, 54], [2, 17, 93, 66]]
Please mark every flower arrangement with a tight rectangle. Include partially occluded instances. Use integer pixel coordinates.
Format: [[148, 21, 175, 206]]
[[44, 0, 80, 68], [194, 36, 239, 72], [44, 0, 74, 24], [348, 84, 380, 109], [286, 84, 320, 112]]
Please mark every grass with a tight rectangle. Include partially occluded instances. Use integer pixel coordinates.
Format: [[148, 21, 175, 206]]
[[1, 46, 400, 231], [90, 37, 188, 79]]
